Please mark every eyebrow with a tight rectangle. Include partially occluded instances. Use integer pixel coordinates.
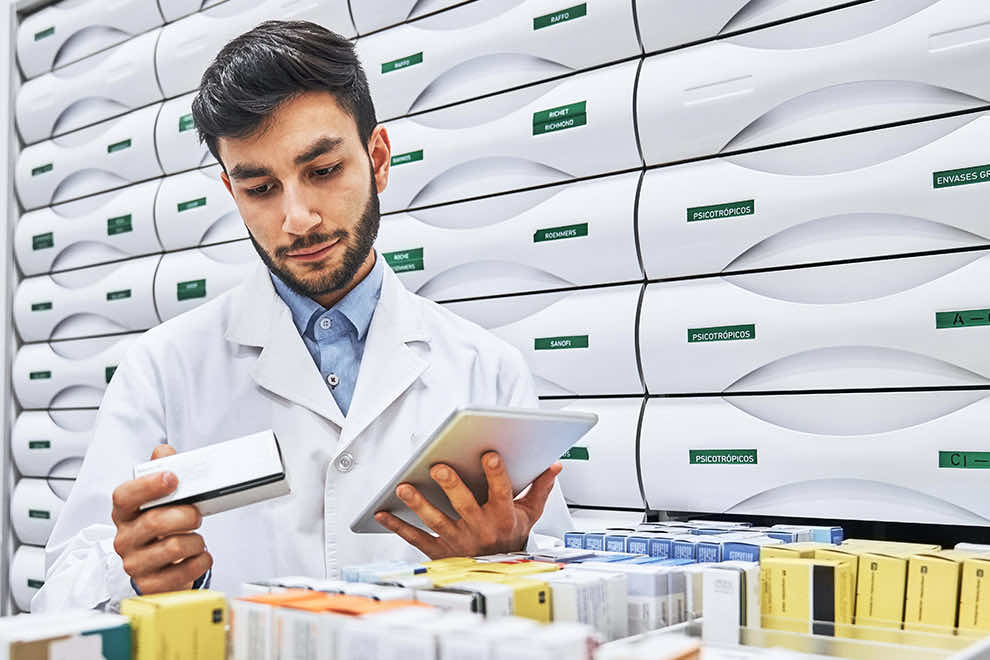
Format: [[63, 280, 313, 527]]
[[227, 136, 345, 181]]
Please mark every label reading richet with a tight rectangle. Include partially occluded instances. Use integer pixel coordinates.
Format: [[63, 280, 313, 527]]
[[533, 101, 587, 136], [688, 324, 755, 343]]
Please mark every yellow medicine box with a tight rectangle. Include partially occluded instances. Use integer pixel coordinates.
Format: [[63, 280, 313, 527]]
[[959, 555, 990, 633], [454, 572, 552, 623], [760, 558, 854, 635], [121, 590, 227, 660], [904, 551, 969, 634], [760, 542, 832, 561]]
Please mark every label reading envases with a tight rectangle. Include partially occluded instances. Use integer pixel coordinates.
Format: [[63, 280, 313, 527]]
[[382, 52, 423, 74], [178, 113, 196, 132], [534, 335, 589, 350], [534, 3, 587, 30], [533, 101, 587, 135], [936, 308, 990, 329], [933, 164, 990, 189], [534, 222, 588, 242], [688, 324, 755, 343], [106, 289, 131, 301], [177, 197, 206, 213], [107, 139, 132, 154], [687, 200, 755, 223], [939, 451, 990, 469], [690, 450, 757, 465], [384, 248, 424, 273], [107, 214, 133, 235], [32, 232, 54, 250], [31, 302, 52, 312], [391, 150, 423, 167], [177, 279, 206, 300]]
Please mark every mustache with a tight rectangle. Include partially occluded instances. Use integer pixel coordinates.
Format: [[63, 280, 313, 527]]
[[274, 230, 348, 259]]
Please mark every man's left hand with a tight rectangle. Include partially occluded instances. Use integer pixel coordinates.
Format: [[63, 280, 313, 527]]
[[374, 451, 562, 558]]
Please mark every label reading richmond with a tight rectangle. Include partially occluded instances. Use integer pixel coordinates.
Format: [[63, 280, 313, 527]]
[[107, 139, 132, 154], [688, 324, 756, 343], [29, 371, 51, 380], [534, 335, 589, 350], [391, 150, 423, 167], [106, 289, 131, 301], [105, 366, 117, 383], [687, 199, 755, 223], [177, 279, 207, 301], [107, 214, 133, 236], [29, 441, 50, 450], [31, 302, 52, 312], [178, 113, 196, 133], [939, 451, 990, 469], [177, 197, 207, 213], [32, 232, 54, 250], [690, 449, 757, 465], [384, 248, 424, 273], [534, 222, 588, 243], [560, 446, 589, 461], [933, 164, 990, 189], [533, 101, 587, 135], [34, 26, 55, 41], [936, 308, 990, 329], [382, 52, 423, 74], [533, 3, 587, 30], [31, 163, 53, 176], [29, 509, 50, 519]]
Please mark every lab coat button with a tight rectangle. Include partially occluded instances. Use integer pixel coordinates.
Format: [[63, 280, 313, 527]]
[[335, 452, 355, 472], [319, 318, 332, 330]]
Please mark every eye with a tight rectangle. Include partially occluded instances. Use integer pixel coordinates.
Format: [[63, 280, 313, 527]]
[[312, 164, 340, 179], [246, 183, 274, 197]]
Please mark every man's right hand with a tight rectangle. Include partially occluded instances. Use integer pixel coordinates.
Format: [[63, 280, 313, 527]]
[[111, 444, 212, 594]]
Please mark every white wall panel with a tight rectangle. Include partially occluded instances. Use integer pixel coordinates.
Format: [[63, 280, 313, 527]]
[[155, 165, 245, 251], [12, 410, 96, 479]]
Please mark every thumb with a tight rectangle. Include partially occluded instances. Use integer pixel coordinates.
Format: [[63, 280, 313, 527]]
[[151, 443, 176, 460], [515, 462, 562, 522]]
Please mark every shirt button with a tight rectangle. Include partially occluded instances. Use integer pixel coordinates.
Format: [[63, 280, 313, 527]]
[[335, 452, 355, 473], [327, 373, 339, 388], [319, 318, 332, 330]]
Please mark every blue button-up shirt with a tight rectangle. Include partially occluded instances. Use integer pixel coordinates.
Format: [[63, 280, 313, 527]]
[[270, 254, 384, 416]]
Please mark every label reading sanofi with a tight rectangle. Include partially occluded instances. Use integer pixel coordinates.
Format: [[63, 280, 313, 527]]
[[690, 450, 758, 465], [560, 446, 589, 461], [382, 52, 423, 74], [29, 371, 51, 380], [534, 3, 587, 30], [177, 197, 206, 213], [28, 441, 50, 450], [390, 150, 423, 167], [936, 308, 990, 329], [34, 26, 54, 41], [28, 510, 50, 520], [31, 163, 53, 177], [687, 200, 755, 223], [32, 232, 54, 250], [688, 324, 756, 343], [106, 289, 132, 301], [177, 279, 207, 301], [939, 451, 990, 469], [384, 248, 424, 273], [178, 113, 196, 133], [534, 222, 588, 243], [107, 139, 132, 154], [31, 302, 52, 312], [533, 101, 587, 136], [534, 335, 589, 350], [107, 214, 133, 236], [105, 366, 117, 383], [933, 164, 990, 189]]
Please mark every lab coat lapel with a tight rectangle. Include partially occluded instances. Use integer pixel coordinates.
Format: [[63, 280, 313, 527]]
[[342, 266, 429, 444], [225, 265, 346, 428]]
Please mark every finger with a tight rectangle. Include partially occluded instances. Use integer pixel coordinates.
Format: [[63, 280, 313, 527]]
[[122, 533, 206, 579], [119, 505, 202, 549], [151, 444, 176, 460], [482, 452, 513, 509], [111, 472, 179, 524], [515, 463, 562, 522], [395, 483, 458, 539], [134, 551, 213, 595], [374, 512, 445, 558], [430, 464, 483, 525]]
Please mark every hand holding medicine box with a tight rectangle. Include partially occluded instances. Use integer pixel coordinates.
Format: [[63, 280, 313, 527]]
[[134, 430, 289, 515]]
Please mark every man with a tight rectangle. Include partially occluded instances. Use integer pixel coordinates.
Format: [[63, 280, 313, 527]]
[[33, 20, 570, 612]]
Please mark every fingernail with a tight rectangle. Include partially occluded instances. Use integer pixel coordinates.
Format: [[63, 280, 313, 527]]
[[374, 513, 385, 522], [397, 485, 413, 500], [433, 466, 450, 482], [162, 472, 177, 488], [486, 454, 500, 469]]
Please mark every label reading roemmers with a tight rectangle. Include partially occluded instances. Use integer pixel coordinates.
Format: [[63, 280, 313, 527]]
[[382, 52, 423, 74], [534, 335, 589, 350], [690, 449, 757, 465], [688, 324, 755, 343], [534, 222, 588, 242], [936, 308, 990, 329], [107, 214, 133, 235], [384, 248, 424, 273], [534, 3, 587, 30], [933, 164, 990, 189], [177, 279, 207, 300], [533, 101, 587, 135], [687, 199, 755, 222], [390, 150, 423, 167]]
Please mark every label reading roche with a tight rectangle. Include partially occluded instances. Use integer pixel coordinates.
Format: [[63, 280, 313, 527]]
[[382, 52, 423, 74], [690, 449, 757, 465], [391, 150, 423, 167], [107, 214, 133, 235], [177, 279, 207, 301], [533, 101, 587, 135], [688, 324, 756, 343], [534, 222, 588, 243], [687, 200, 755, 223], [534, 335, 589, 350], [534, 3, 587, 30], [936, 308, 990, 329], [933, 164, 990, 189], [383, 248, 424, 273]]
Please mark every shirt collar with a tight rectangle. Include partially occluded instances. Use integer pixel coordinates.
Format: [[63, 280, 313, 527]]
[[269, 251, 384, 341]]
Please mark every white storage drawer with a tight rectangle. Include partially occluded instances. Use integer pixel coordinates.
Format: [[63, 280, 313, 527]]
[[12, 410, 97, 480], [158, 0, 227, 23], [155, 165, 245, 251], [155, 92, 218, 174], [349, 0, 463, 34], [154, 241, 260, 321], [11, 478, 73, 547], [11, 546, 47, 613]]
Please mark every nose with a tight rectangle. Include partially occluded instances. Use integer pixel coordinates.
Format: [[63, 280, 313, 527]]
[[281, 183, 321, 235]]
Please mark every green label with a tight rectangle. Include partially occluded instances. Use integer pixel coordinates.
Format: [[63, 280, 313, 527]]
[[936, 308, 990, 329], [105, 366, 117, 383], [32, 232, 54, 250], [933, 164, 990, 189], [560, 446, 589, 461], [391, 150, 423, 167], [28, 509, 50, 519], [534, 335, 589, 350], [533, 101, 587, 135], [106, 289, 131, 301], [29, 441, 50, 450], [384, 248, 424, 273], [690, 449, 758, 465], [107, 139, 132, 154], [178, 113, 196, 132], [34, 26, 54, 41], [31, 163, 53, 177], [687, 199, 755, 222], [29, 371, 51, 380], [382, 52, 423, 74], [177, 279, 206, 300], [534, 3, 587, 30], [27, 579, 44, 589], [939, 451, 990, 469], [688, 324, 756, 343], [534, 222, 588, 243], [107, 214, 133, 236], [31, 302, 52, 312], [177, 197, 207, 213]]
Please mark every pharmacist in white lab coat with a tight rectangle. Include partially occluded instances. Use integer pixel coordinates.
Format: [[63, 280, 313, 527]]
[[33, 21, 570, 612]]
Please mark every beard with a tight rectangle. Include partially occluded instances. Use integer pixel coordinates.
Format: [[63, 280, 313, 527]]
[[249, 174, 381, 299]]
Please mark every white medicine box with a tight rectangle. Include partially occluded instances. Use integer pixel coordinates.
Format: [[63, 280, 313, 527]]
[[13, 410, 97, 479], [155, 165, 245, 251], [154, 240, 260, 321]]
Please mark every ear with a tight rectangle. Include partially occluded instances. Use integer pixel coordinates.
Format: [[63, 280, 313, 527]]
[[367, 124, 391, 195], [220, 170, 234, 198]]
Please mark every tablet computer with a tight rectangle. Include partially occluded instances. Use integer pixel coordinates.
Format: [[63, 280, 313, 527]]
[[350, 406, 598, 534]]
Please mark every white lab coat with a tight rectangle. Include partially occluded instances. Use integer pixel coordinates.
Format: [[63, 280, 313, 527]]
[[32, 262, 571, 612]]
